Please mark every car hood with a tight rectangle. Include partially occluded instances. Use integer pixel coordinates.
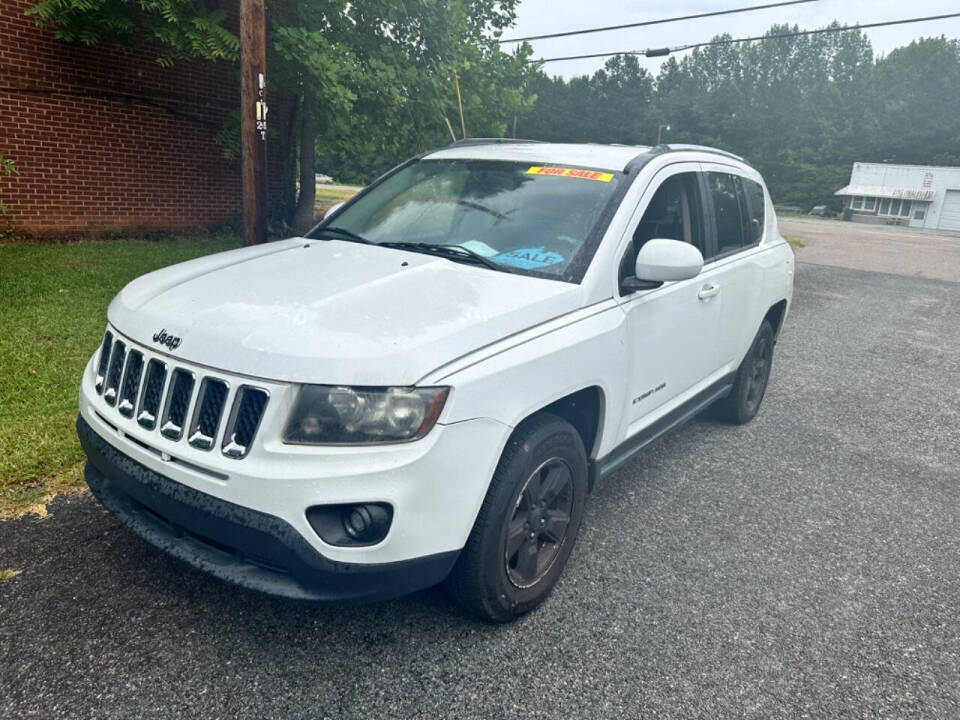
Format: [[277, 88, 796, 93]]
[[108, 238, 583, 386]]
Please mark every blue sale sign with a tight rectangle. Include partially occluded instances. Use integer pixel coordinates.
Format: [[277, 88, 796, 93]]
[[493, 247, 564, 270]]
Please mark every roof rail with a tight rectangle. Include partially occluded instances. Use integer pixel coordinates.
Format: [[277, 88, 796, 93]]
[[447, 138, 546, 147], [654, 143, 747, 163]]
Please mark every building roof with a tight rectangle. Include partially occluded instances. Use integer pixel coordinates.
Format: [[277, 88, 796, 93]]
[[852, 161, 960, 172], [835, 185, 936, 201]]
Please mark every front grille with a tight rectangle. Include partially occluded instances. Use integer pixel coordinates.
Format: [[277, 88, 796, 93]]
[[117, 351, 144, 417], [103, 340, 126, 405], [188, 379, 228, 450], [222, 387, 269, 459], [137, 360, 167, 430], [95, 331, 113, 393], [91, 328, 269, 461], [160, 369, 195, 441]]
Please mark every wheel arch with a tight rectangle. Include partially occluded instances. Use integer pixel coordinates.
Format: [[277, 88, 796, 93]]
[[539, 386, 605, 459], [764, 298, 788, 340], [511, 386, 605, 491]]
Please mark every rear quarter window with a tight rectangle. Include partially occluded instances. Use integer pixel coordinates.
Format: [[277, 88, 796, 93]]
[[742, 177, 766, 243]]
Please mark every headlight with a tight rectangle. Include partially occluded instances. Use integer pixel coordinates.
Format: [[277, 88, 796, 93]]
[[283, 385, 449, 445]]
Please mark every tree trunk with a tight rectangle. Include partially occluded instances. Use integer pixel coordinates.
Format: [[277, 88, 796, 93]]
[[279, 95, 302, 228], [292, 98, 318, 235]]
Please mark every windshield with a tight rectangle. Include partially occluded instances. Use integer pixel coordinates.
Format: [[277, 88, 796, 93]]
[[308, 159, 624, 282]]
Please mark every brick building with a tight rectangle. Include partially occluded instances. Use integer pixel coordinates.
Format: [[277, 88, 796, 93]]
[[0, 0, 281, 235]]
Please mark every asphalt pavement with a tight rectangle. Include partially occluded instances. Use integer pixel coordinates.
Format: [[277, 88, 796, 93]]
[[2, 262, 960, 718]]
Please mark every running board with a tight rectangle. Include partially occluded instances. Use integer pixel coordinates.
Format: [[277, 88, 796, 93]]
[[591, 373, 735, 486]]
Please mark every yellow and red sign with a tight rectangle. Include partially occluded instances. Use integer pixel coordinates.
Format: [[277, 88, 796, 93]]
[[526, 166, 614, 182]]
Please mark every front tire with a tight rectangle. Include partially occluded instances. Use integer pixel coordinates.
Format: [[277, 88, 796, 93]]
[[713, 319, 775, 425], [445, 413, 588, 623]]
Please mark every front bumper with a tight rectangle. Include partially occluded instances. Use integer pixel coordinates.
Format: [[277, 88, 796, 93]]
[[78, 415, 459, 602], [79, 338, 512, 565]]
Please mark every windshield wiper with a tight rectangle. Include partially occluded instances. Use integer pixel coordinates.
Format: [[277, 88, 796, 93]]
[[311, 232, 520, 275], [311, 226, 373, 244], [380, 242, 519, 274]]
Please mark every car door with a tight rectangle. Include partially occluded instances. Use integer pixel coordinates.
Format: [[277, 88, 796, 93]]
[[615, 164, 726, 437], [699, 163, 767, 370]]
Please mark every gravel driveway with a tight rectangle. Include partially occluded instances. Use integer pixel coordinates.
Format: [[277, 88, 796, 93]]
[[2, 260, 959, 718], [780, 216, 960, 282]]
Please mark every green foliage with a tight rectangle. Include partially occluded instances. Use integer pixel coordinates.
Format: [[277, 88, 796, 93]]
[[0, 152, 19, 239], [866, 38, 960, 166], [27, 0, 238, 66], [28, 0, 538, 212], [522, 54, 654, 145], [0, 154, 15, 177], [292, 0, 538, 184], [214, 109, 241, 160], [523, 27, 960, 209]]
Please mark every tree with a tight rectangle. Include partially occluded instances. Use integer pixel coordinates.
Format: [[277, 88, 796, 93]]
[[521, 55, 654, 144], [275, 0, 536, 231], [522, 22, 959, 210], [28, 0, 537, 232], [26, 0, 239, 66], [867, 37, 960, 166]]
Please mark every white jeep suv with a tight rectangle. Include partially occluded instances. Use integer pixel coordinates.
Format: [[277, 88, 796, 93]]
[[77, 141, 794, 622]]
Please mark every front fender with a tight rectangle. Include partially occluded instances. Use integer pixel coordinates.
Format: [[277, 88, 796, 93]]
[[427, 300, 628, 459]]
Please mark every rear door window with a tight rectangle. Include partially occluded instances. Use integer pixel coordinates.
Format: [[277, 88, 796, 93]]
[[705, 171, 754, 257]]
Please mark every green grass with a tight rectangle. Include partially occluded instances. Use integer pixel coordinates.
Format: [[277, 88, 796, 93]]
[[313, 183, 360, 219], [315, 183, 360, 203], [0, 569, 21, 582], [0, 233, 241, 517], [784, 235, 807, 250]]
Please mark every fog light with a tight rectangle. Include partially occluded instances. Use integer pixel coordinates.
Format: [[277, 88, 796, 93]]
[[306, 502, 393, 547]]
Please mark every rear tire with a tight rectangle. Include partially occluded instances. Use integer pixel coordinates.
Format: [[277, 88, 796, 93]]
[[713, 320, 775, 425], [445, 413, 588, 623]]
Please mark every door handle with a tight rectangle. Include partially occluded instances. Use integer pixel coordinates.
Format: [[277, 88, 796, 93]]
[[697, 283, 720, 300]]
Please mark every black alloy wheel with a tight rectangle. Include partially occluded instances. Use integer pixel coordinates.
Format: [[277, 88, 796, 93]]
[[713, 319, 776, 425], [743, 330, 773, 417], [445, 413, 588, 623], [504, 457, 575, 589]]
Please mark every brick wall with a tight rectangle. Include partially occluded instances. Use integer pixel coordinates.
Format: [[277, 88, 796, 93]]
[[0, 0, 281, 235]]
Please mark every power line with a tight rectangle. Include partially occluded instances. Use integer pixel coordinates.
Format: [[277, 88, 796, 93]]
[[532, 12, 960, 63], [500, 0, 819, 44]]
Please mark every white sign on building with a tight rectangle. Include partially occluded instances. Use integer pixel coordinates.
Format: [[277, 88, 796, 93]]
[[835, 162, 960, 232]]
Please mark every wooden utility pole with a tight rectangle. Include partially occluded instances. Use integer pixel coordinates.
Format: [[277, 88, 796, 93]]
[[453, 70, 467, 139], [240, 0, 267, 246]]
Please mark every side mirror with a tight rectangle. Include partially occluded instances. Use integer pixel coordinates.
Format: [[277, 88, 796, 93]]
[[323, 201, 345, 220], [635, 238, 703, 282]]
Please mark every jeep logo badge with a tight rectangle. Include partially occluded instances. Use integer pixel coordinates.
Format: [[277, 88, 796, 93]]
[[152, 328, 182, 350]]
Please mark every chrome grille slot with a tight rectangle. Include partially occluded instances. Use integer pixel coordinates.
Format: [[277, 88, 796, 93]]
[[117, 350, 144, 417], [95, 331, 113, 394], [103, 340, 126, 406], [188, 378, 229, 450], [137, 359, 167, 430], [222, 387, 269, 459], [160, 369, 195, 440]]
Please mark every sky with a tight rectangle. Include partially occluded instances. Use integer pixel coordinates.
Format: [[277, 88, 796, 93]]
[[507, 0, 960, 79]]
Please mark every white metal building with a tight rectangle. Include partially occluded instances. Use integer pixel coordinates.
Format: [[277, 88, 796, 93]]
[[835, 162, 960, 231]]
